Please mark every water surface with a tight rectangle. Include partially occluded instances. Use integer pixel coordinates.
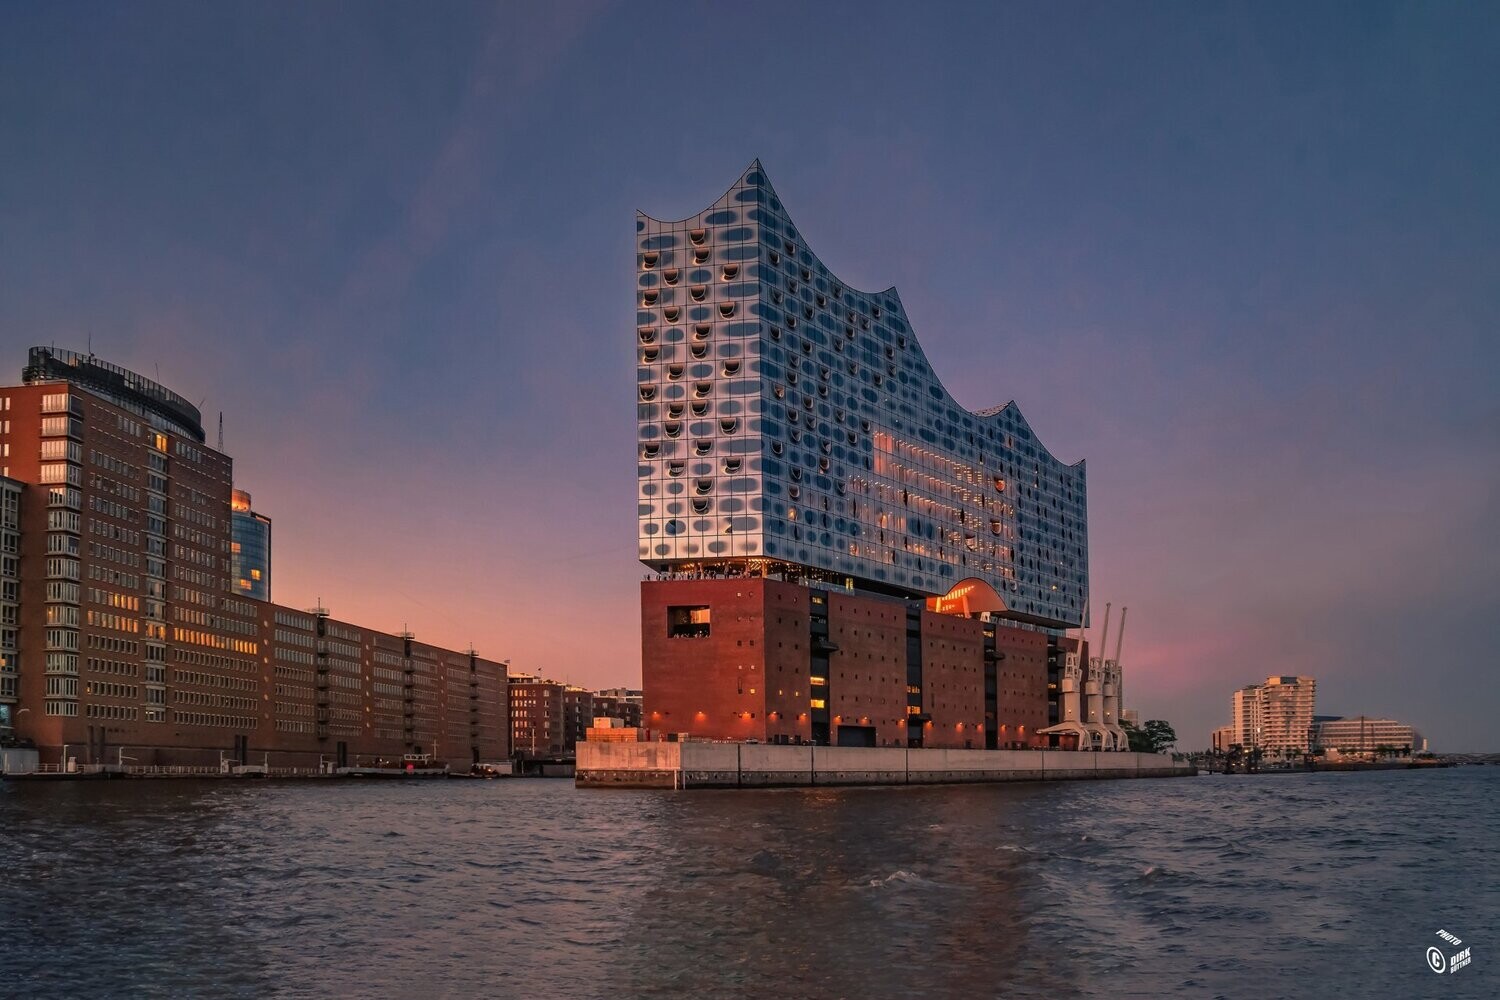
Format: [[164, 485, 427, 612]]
[[2, 767, 1494, 998]]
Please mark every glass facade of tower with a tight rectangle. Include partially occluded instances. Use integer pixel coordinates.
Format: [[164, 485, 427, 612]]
[[637, 163, 1088, 628], [231, 489, 271, 602]]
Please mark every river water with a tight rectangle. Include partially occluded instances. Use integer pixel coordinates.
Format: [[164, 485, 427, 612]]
[[1, 767, 1494, 998]]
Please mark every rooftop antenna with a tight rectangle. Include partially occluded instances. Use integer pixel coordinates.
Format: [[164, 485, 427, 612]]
[[218, 412, 223, 451]]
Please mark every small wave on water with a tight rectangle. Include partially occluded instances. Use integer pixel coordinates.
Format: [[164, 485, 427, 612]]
[[858, 869, 947, 890]]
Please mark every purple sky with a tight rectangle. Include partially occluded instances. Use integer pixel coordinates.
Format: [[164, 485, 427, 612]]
[[2, 2, 1496, 749]]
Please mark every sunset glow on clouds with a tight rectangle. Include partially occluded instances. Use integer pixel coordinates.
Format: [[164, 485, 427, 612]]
[[2, 2, 1495, 747]]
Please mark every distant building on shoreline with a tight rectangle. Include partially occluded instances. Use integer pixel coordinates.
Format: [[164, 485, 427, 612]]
[[1226, 676, 1316, 755], [1313, 716, 1421, 755], [507, 675, 644, 758], [1214, 677, 1423, 758]]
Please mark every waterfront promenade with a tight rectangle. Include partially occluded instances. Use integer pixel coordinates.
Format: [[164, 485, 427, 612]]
[[578, 742, 1194, 788]]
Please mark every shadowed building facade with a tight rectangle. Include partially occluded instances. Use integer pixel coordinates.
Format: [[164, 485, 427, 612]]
[[0, 347, 508, 768], [637, 165, 1087, 748]]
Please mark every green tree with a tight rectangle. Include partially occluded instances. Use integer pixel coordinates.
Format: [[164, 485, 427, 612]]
[[1120, 719, 1152, 753], [1143, 719, 1177, 754]]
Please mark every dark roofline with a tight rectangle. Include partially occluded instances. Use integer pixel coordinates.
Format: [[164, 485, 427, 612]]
[[23, 346, 206, 442]]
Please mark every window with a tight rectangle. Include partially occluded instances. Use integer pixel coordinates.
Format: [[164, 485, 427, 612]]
[[667, 605, 711, 639]]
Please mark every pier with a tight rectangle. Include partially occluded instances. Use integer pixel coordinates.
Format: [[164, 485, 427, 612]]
[[577, 742, 1195, 789]]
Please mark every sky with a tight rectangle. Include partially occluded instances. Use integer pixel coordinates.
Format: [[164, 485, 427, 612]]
[[2, 1, 1497, 749]]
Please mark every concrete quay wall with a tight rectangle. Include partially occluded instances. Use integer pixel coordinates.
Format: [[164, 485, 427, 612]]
[[576, 742, 1195, 789]]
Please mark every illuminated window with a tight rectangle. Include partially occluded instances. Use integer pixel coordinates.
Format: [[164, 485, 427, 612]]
[[810, 698, 826, 709], [667, 605, 710, 638]]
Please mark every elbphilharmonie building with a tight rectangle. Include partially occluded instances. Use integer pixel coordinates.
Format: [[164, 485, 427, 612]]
[[637, 162, 1087, 630]]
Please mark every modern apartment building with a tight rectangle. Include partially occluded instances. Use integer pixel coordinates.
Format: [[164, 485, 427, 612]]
[[635, 164, 1093, 749], [508, 676, 645, 758], [1312, 716, 1420, 754], [1231, 685, 1263, 749], [230, 488, 271, 601], [1227, 676, 1316, 755], [0, 347, 508, 768]]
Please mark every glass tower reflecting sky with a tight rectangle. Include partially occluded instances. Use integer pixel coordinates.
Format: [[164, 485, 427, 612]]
[[637, 162, 1088, 628], [231, 489, 271, 602]]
